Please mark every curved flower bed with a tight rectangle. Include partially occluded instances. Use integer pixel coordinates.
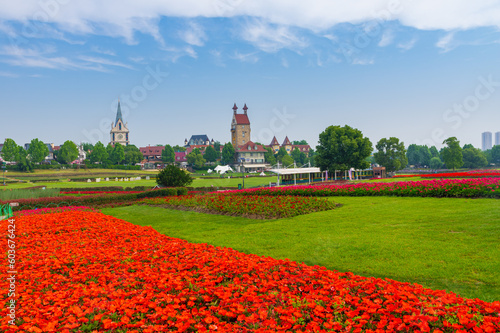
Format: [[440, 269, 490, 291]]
[[228, 178, 500, 198], [1, 211, 498, 332], [140, 194, 337, 219]]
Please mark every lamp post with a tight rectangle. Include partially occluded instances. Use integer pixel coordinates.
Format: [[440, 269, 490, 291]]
[[240, 158, 245, 189]]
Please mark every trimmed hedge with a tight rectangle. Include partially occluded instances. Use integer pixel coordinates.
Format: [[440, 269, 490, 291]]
[[3, 187, 189, 211]]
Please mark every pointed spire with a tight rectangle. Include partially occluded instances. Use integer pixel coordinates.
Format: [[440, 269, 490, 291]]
[[115, 100, 123, 125], [232, 103, 238, 114], [243, 103, 248, 114]]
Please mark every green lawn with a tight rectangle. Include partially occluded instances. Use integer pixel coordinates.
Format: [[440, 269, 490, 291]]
[[103, 196, 500, 302]]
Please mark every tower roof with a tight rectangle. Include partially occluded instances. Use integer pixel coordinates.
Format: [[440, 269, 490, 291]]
[[232, 103, 238, 111], [242, 103, 248, 111], [115, 100, 123, 124], [234, 114, 250, 125], [270, 136, 279, 146], [282, 136, 291, 145]]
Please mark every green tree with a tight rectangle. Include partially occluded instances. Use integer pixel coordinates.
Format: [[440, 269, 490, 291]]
[[16, 147, 32, 171], [490, 145, 500, 165], [418, 146, 432, 167], [124, 144, 143, 165], [406, 144, 431, 167], [462, 147, 488, 169], [161, 144, 175, 164], [110, 143, 125, 165], [1, 138, 20, 162], [156, 165, 193, 187], [264, 147, 276, 165], [82, 142, 94, 153], [106, 144, 114, 163], [186, 148, 206, 169], [462, 143, 474, 150], [430, 146, 440, 159], [291, 148, 307, 166], [292, 140, 308, 145], [315, 125, 372, 173], [213, 141, 221, 154], [281, 155, 294, 167], [173, 145, 187, 152], [442, 137, 463, 170], [430, 157, 443, 170], [89, 141, 108, 164], [406, 144, 420, 166], [276, 147, 288, 162], [221, 143, 235, 165], [308, 148, 316, 166], [204, 146, 218, 163], [373, 137, 408, 173], [58, 141, 79, 164], [27, 138, 49, 164]]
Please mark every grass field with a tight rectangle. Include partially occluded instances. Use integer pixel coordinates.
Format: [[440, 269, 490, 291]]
[[103, 196, 500, 302]]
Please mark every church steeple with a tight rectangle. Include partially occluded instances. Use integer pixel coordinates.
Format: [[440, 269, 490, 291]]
[[115, 100, 123, 125]]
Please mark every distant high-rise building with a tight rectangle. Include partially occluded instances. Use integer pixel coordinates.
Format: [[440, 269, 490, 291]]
[[495, 132, 500, 146], [482, 132, 492, 151]]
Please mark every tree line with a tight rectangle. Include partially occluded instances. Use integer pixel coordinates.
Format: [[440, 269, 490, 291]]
[[0, 139, 144, 171]]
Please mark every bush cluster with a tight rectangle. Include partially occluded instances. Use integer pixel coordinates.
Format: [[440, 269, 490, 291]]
[[2, 187, 188, 211]]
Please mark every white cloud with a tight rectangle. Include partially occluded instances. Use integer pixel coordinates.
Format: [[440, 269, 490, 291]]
[[178, 21, 206, 46], [352, 58, 374, 65], [241, 20, 307, 53], [231, 51, 259, 63], [378, 30, 394, 47], [78, 56, 134, 70], [0, 71, 19, 78], [1, 1, 499, 36], [0, 45, 119, 72], [91, 46, 116, 56], [398, 37, 417, 51], [436, 32, 455, 52]]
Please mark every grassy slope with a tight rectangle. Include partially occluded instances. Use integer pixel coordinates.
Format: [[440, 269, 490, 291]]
[[103, 196, 500, 302]]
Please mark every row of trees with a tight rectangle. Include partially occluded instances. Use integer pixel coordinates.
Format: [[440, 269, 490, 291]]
[[83, 142, 143, 165], [1, 138, 81, 171], [314, 125, 499, 174], [0, 139, 146, 171]]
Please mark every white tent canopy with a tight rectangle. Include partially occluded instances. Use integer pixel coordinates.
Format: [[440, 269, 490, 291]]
[[214, 165, 233, 174]]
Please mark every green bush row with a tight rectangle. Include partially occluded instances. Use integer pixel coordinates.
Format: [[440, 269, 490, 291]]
[[136, 187, 187, 198], [4, 187, 188, 211]]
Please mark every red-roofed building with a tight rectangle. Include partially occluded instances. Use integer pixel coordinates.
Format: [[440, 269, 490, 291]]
[[231, 103, 251, 148], [235, 141, 268, 172], [175, 151, 187, 165], [267, 137, 311, 156]]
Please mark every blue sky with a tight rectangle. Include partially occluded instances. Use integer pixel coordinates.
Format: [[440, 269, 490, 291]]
[[1, 0, 500, 150]]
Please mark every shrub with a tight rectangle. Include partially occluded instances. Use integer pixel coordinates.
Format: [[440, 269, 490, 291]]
[[156, 165, 193, 187], [176, 187, 188, 196], [136, 188, 177, 199]]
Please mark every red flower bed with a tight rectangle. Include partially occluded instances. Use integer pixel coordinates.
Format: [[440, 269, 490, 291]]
[[14, 206, 98, 216], [140, 194, 337, 218], [60, 191, 143, 194], [1, 211, 499, 332], [393, 171, 500, 179], [229, 178, 500, 198]]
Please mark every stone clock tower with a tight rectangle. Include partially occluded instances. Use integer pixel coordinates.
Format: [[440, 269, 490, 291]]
[[230, 103, 250, 148], [110, 101, 129, 146]]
